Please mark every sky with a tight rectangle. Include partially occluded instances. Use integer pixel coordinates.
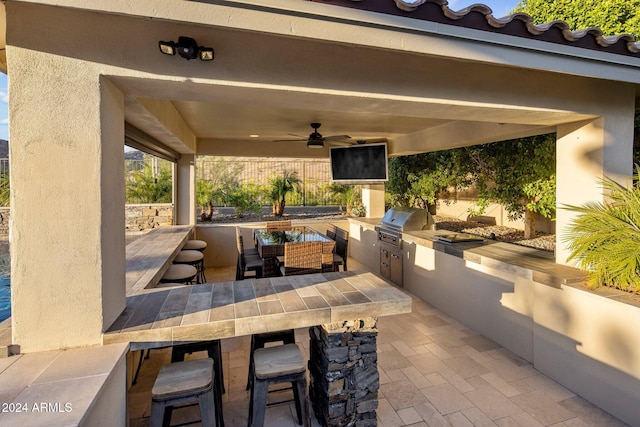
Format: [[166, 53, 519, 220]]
[[449, 0, 521, 18], [0, 0, 521, 143], [0, 73, 7, 142]]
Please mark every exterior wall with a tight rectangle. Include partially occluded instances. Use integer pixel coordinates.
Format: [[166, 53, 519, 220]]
[[556, 117, 635, 265], [7, 4, 126, 352], [435, 199, 556, 234], [533, 284, 640, 425], [125, 204, 173, 231], [81, 345, 128, 426]]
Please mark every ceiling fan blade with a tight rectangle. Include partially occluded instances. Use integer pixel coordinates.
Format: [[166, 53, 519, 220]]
[[328, 137, 388, 146], [272, 138, 306, 142], [323, 135, 351, 141], [327, 140, 354, 147]]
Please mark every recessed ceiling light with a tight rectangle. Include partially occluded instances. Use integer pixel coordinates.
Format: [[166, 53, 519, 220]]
[[249, 134, 259, 138]]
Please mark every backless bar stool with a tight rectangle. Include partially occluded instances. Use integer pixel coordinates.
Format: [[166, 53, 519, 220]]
[[246, 329, 296, 391], [184, 239, 207, 252], [174, 249, 206, 284], [150, 358, 217, 427], [248, 343, 310, 427], [183, 239, 208, 283], [171, 341, 225, 427], [160, 264, 197, 285]]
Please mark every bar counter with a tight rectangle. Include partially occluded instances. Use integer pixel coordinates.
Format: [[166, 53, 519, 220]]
[[103, 270, 411, 350], [125, 225, 193, 295]]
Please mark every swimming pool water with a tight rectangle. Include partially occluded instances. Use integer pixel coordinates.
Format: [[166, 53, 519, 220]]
[[0, 239, 9, 323], [0, 275, 9, 323]]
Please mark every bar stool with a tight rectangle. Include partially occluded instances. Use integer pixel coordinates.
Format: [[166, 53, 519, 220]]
[[248, 343, 310, 427], [155, 282, 186, 289], [150, 358, 217, 427], [171, 341, 225, 427], [246, 329, 296, 391], [174, 249, 206, 284], [160, 264, 197, 285], [184, 239, 207, 252]]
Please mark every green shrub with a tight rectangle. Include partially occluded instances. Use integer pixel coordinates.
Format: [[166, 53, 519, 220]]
[[562, 171, 640, 292], [126, 164, 172, 203], [228, 183, 262, 217]]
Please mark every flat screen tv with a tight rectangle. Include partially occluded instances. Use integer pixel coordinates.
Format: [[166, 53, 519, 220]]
[[329, 143, 388, 184]]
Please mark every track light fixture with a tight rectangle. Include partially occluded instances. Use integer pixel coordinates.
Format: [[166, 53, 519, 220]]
[[158, 36, 214, 61]]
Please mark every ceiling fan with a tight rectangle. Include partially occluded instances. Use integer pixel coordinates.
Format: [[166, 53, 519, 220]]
[[272, 123, 352, 148]]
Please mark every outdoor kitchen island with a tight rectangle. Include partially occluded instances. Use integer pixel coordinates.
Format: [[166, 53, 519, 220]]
[[104, 269, 412, 426], [348, 217, 640, 426]]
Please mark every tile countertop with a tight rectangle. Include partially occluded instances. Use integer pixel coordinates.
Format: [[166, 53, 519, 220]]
[[348, 217, 587, 288], [103, 270, 412, 351], [0, 342, 129, 426], [126, 225, 193, 295]]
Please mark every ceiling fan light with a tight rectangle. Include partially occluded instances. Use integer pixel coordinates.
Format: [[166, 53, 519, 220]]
[[307, 139, 324, 148]]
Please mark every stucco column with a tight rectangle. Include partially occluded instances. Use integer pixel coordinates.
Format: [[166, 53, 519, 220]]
[[556, 116, 633, 265], [175, 154, 196, 225], [9, 59, 126, 351], [362, 185, 385, 218]]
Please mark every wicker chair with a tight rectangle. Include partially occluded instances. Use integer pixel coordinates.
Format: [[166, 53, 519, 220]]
[[266, 220, 292, 232], [321, 240, 336, 272], [279, 241, 323, 276]]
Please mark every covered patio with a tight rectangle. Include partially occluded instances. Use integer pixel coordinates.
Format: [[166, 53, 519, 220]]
[[1, 0, 639, 425]]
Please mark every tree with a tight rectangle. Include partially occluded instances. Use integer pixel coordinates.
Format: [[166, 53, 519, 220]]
[[562, 170, 640, 292], [0, 173, 9, 207], [329, 184, 362, 216], [386, 150, 469, 213], [460, 134, 556, 240], [196, 157, 244, 207], [126, 164, 172, 203], [268, 170, 301, 216], [514, 0, 640, 38], [196, 180, 215, 221]]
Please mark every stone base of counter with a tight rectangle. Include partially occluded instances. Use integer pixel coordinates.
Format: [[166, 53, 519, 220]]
[[309, 318, 379, 427]]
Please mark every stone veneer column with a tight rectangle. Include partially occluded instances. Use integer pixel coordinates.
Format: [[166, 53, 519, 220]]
[[309, 318, 379, 427]]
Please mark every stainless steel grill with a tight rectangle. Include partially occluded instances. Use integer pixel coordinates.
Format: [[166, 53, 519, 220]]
[[375, 207, 434, 286], [375, 206, 434, 248]]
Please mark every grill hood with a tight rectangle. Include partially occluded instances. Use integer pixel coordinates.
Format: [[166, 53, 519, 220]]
[[378, 206, 434, 232]]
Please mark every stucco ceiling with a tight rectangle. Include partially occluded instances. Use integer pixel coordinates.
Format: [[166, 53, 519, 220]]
[[110, 0, 618, 160]]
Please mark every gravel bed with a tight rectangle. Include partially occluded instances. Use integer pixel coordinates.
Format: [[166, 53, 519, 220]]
[[434, 215, 555, 252], [200, 209, 556, 252]]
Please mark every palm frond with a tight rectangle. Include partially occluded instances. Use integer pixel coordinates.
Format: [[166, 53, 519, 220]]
[[561, 170, 640, 292]]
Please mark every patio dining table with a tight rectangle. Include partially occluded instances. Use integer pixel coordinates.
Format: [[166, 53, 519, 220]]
[[254, 226, 334, 277]]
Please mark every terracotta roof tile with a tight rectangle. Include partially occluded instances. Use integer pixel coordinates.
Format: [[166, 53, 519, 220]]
[[311, 0, 640, 57]]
